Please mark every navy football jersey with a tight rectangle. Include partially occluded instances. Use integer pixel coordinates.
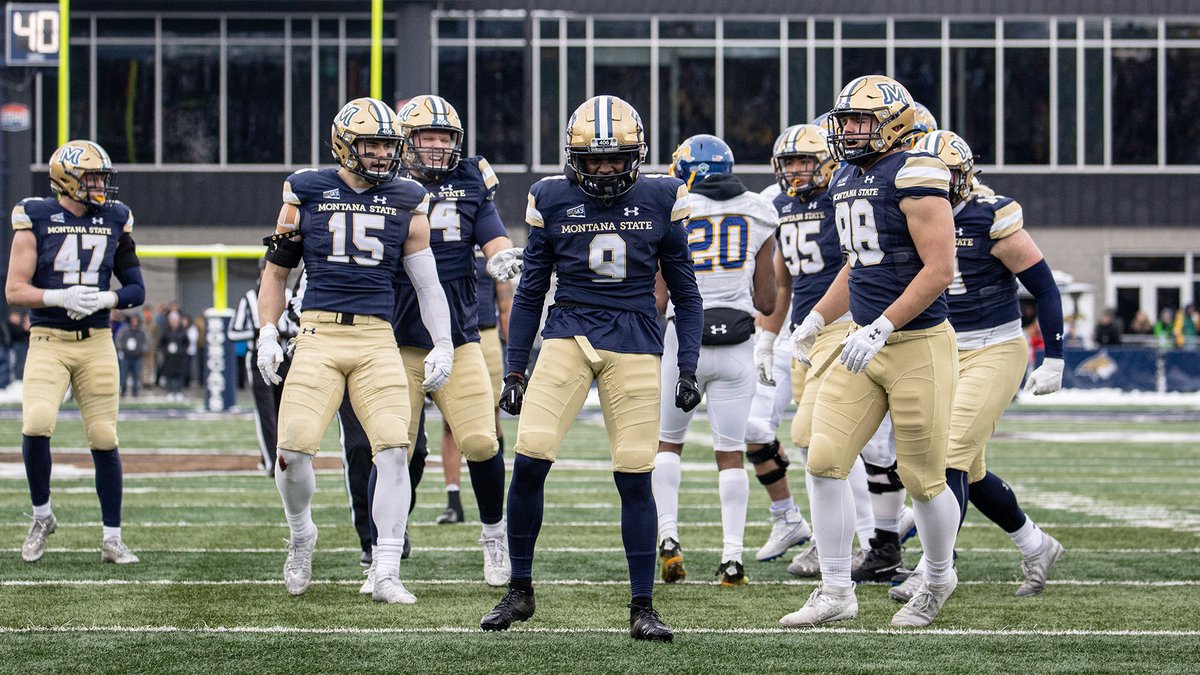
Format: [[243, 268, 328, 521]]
[[773, 189, 842, 324], [508, 174, 703, 374], [11, 197, 134, 329], [947, 194, 1025, 333], [393, 157, 506, 349], [828, 150, 951, 330], [475, 253, 498, 329], [283, 168, 429, 320]]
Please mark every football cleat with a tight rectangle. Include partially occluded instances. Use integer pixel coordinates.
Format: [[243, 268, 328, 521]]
[[481, 587, 536, 631], [788, 542, 820, 577], [436, 505, 464, 525], [480, 531, 511, 587], [851, 538, 903, 583], [717, 560, 748, 587], [629, 604, 673, 642], [21, 514, 57, 563], [1016, 533, 1064, 597], [892, 569, 957, 627], [101, 539, 139, 564], [401, 530, 412, 560], [888, 570, 923, 603], [372, 573, 417, 605], [359, 560, 376, 595], [779, 584, 858, 627], [756, 507, 812, 561], [360, 549, 372, 566], [898, 505, 918, 545], [283, 526, 317, 596], [658, 537, 686, 583]]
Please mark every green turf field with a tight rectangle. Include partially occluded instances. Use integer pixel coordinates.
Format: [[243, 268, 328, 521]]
[[0, 410, 1197, 673]]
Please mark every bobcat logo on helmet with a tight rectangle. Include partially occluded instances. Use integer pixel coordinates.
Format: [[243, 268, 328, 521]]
[[330, 97, 401, 184], [877, 83, 909, 106], [397, 94, 464, 182], [917, 130, 976, 205], [49, 140, 117, 213]]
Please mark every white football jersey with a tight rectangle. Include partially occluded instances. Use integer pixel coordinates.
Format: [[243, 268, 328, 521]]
[[667, 189, 778, 317]]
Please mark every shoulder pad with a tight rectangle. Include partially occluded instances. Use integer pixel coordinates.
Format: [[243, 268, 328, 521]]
[[895, 153, 950, 193], [988, 197, 1024, 239], [10, 198, 40, 231]]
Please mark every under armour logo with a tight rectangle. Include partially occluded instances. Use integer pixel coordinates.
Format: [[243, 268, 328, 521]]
[[956, 227, 964, 237], [92, 217, 103, 225], [808, 201, 819, 210], [709, 324, 728, 335], [302, 326, 317, 335], [863, 176, 875, 184], [441, 184, 453, 192], [624, 206, 640, 217], [373, 196, 387, 204]]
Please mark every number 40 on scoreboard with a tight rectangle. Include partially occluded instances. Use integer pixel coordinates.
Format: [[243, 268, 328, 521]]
[[6, 3, 59, 66]]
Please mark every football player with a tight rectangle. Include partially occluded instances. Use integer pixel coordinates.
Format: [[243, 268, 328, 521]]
[[888, 130, 1065, 603], [480, 95, 702, 642], [7, 140, 146, 564], [780, 76, 961, 629], [257, 97, 453, 605], [652, 134, 776, 587]]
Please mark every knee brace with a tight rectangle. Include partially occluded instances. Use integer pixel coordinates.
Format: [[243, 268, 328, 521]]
[[746, 439, 790, 486], [864, 461, 905, 495]]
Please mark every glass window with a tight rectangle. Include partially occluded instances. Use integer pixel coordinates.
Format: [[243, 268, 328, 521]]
[[594, 20, 649, 39], [1084, 48, 1103, 164], [70, 45, 87, 139], [815, 47, 835, 112], [161, 44, 219, 163], [1167, 23, 1200, 39], [787, 48, 808, 124], [841, 21, 885, 40], [227, 19, 283, 38], [70, 16, 89, 40], [97, 19, 154, 38], [291, 18, 312, 39], [659, 47, 716, 164], [343, 46, 394, 102], [841, 48, 886, 82], [724, 47, 779, 164], [661, 20, 714, 40], [476, 48, 527, 163], [1111, 256, 1186, 273], [815, 21, 833, 40], [291, 46, 313, 165], [1056, 21, 1076, 40], [950, 22, 995, 39], [345, 20, 371, 39], [1167, 49, 1200, 164], [1004, 21, 1049, 40], [540, 19, 558, 40], [439, 19, 467, 39], [96, 45, 156, 164], [725, 21, 778, 40], [318, 45, 341, 158], [477, 20, 523, 40], [539, 47, 560, 166], [895, 48, 941, 123], [162, 19, 219, 38], [567, 21, 585, 39], [1084, 20, 1103, 39], [949, 47, 996, 163], [1004, 48, 1050, 164], [1112, 48, 1157, 164], [1056, 48, 1077, 165], [435, 46, 469, 135], [593, 48, 652, 156], [39, 68, 58, 162], [227, 45, 285, 164], [566, 46, 586, 115], [787, 21, 807, 40], [1112, 20, 1157, 40], [895, 21, 940, 40]]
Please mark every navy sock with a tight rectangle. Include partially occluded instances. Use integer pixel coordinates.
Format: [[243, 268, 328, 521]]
[[507, 454, 551, 581], [367, 463, 378, 547], [614, 471, 656, 602], [945, 468, 970, 530], [497, 434, 505, 456], [969, 471, 1028, 533], [408, 412, 428, 515], [22, 435, 52, 508], [91, 449, 123, 528], [468, 451, 506, 525]]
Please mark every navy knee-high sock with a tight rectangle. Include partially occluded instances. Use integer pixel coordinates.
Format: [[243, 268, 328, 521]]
[[507, 454, 551, 584], [968, 471, 1028, 533], [945, 468, 970, 530], [91, 449, 123, 528], [468, 449, 506, 525], [367, 463, 378, 547], [613, 471, 657, 603], [22, 435, 52, 508]]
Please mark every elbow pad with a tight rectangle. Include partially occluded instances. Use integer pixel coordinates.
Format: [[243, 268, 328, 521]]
[[264, 231, 303, 269]]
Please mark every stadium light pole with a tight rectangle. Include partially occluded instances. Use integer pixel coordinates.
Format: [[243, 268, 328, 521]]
[[58, 0, 69, 145], [371, 0, 383, 99]]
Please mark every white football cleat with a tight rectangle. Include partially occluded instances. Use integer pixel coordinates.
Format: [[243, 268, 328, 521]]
[[283, 526, 317, 596], [21, 514, 57, 563], [372, 574, 417, 604], [888, 570, 923, 603], [359, 560, 376, 595], [1016, 533, 1064, 597], [101, 538, 139, 564], [480, 531, 511, 587], [779, 584, 858, 627], [756, 507, 812, 561], [892, 569, 957, 627], [787, 542, 820, 577]]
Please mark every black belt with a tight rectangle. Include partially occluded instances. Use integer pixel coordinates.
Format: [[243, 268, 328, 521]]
[[335, 312, 358, 325]]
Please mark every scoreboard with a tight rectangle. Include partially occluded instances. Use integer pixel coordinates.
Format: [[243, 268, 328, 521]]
[[6, 3, 59, 66]]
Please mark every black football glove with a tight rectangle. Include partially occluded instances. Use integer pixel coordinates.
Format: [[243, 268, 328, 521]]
[[499, 372, 527, 416], [674, 371, 701, 412]]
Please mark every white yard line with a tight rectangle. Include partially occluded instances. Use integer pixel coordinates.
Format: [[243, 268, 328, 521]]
[[1014, 484, 1200, 533], [0, 520, 1187, 529], [1, 578, 1196, 588], [2, 546, 1197, 555]]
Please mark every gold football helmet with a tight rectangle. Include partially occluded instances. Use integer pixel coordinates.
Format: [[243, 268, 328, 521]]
[[330, 97, 402, 184], [771, 124, 836, 199], [916, 130, 976, 205], [397, 94, 464, 182], [49, 140, 116, 212], [902, 101, 940, 146], [564, 95, 647, 200], [827, 75, 918, 165]]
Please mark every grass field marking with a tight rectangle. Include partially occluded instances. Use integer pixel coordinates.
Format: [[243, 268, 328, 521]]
[[6, 546, 1198, 555], [0, 520, 1181, 529], [3, 579, 1197, 588], [994, 431, 1200, 444], [1015, 484, 1200, 533]]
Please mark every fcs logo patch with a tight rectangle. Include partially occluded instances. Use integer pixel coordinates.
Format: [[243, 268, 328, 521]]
[[59, 146, 85, 164], [1074, 351, 1118, 382], [567, 204, 587, 218], [877, 82, 909, 106], [323, 188, 341, 200]]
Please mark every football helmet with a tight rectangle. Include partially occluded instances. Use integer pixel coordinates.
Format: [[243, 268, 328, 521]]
[[903, 101, 940, 146], [771, 124, 836, 199], [397, 94, 464, 182], [564, 95, 647, 200], [49, 140, 117, 212], [330, 97, 402, 184], [669, 134, 734, 188], [827, 75, 918, 165], [916, 130, 976, 205]]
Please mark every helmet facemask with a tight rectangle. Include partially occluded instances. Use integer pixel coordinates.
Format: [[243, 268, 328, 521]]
[[775, 154, 828, 199], [402, 126, 464, 183], [344, 135, 402, 184], [828, 111, 891, 166], [567, 146, 643, 201], [70, 169, 118, 213]]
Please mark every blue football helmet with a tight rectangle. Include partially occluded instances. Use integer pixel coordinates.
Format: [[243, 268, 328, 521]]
[[669, 134, 734, 187]]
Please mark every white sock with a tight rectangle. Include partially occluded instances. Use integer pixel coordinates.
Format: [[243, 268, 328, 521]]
[[1009, 517, 1046, 557], [102, 526, 121, 541], [373, 447, 412, 579], [871, 490, 906, 532], [913, 488, 960, 586], [849, 456, 874, 551], [800, 447, 818, 529], [809, 474, 855, 590], [482, 517, 506, 540], [770, 497, 794, 514], [718, 467, 749, 562], [275, 449, 316, 540], [652, 452, 681, 544], [33, 500, 52, 519], [375, 538, 404, 580], [447, 484, 460, 493]]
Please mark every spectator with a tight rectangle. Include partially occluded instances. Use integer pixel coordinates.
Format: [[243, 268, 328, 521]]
[[1094, 308, 1122, 346], [1128, 310, 1154, 335], [115, 314, 151, 398], [183, 314, 199, 388], [1063, 321, 1085, 349], [1174, 303, 1198, 348], [159, 311, 189, 402], [8, 311, 30, 380], [1154, 308, 1176, 349]]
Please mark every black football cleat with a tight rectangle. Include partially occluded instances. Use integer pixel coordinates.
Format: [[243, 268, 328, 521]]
[[851, 538, 904, 583], [629, 604, 673, 642], [401, 530, 412, 560], [481, 587, 536, 631]]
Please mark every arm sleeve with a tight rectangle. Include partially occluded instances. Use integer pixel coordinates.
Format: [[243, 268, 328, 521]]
[[112, 265, 146, 309], [472, 199, 508, 245], [505, 224, 553, 375], [401, 247, 452, 350], [659, 221, 703, 375], [1016, 259, 1064, 359]]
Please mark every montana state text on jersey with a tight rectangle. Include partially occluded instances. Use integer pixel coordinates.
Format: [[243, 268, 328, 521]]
[[773, 188, 841, 326], [947, 194, 1025, 333]]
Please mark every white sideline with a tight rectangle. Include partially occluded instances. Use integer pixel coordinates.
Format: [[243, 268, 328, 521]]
[[3, 546, 1198, 555], [0, 520, 1185, 529], [2, 578, 1196, 588]]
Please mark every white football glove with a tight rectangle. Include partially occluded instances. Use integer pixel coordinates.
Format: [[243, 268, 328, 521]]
[[754, 329, 778, 386], [1024, 357, 1064, 395], [256, 324, 285, 386], [423, 344, 454, 392], [789, 311, 825, 365], [839, 315, 895, 374], [68, 290, 119, 321], [486, 247, 524, 282], [44, 285, 101, 320]]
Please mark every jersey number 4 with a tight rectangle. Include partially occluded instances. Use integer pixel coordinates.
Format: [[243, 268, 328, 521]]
[[54, 234, 107, 285], [327, 212, 384, 266]]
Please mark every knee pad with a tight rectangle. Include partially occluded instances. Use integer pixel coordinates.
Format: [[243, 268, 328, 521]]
[[84, 421, 118, 451], [864, 461, 905, 495], [744, 418, 775, 445], [747, 439, 790, 486], [21, 403, 58, 439], [459, 433, 499, 462], [896, 462, 944, 502]]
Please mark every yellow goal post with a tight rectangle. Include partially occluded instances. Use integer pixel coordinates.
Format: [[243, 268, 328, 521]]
[[136, 244, 266, 311]]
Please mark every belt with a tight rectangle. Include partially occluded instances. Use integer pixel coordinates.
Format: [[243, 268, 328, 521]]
[[303, 310, 379, 326], [36, 326, 96, 341]]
